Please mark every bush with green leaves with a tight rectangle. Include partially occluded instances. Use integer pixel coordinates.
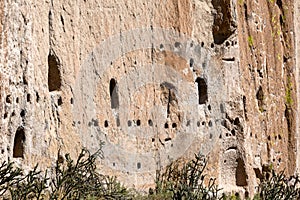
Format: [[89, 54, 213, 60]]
[[49, 146, 130, 199], [0, 143, 130, 200], [254, 169, 300, 200], [153, 154, 222, 200], [2, 143, 300, 200]]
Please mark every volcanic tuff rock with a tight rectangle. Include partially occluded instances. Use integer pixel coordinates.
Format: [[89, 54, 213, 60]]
[[0, 0, 300, 197]]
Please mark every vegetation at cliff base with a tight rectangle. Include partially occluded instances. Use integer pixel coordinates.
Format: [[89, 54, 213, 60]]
[[0, 144, 299, 199]]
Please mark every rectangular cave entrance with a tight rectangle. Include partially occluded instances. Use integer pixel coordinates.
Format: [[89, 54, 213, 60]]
[[13, 127, 25, 158], [195, 77, 208, 104], [109, 78, 119, 109], [48, 52, 62, 92]]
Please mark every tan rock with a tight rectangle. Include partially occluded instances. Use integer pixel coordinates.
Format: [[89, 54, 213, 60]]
[[0, 0, 299, 198]]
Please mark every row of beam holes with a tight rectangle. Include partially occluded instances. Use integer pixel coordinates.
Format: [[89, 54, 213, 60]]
[[267, 134, 282, 141], [172, 41, 224, 51], [103, 119, 153, 128], [210, 41, 237, 49], [112, 162, 142, 169], [103, 119, 214, 128], [113, 162, 142, 170], [224, 129, 236, 138], [186, 120, 213, 128], [4, 93, 32, 119], [4, 90, 70, 115], [6, 94, 31, 104], [164, 122, 177, 129]]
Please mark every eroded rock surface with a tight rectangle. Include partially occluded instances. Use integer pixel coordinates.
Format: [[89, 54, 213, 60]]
[[0, 0, 299, 197]]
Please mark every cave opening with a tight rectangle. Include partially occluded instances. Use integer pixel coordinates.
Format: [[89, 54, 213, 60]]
[[236, 158, 248, 186], [109, 78, 119, 109], [195, 77, 208, 104], [13, 127, 25, 158], [48, 53, 62, 92], [256, 86, 264, 112]]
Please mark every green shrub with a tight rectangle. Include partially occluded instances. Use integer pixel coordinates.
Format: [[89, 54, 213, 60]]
[[154, 154, 222, 200], [0, 143, 131, 200], [255, 170, 300, 200], [2, 144, 300, 200]]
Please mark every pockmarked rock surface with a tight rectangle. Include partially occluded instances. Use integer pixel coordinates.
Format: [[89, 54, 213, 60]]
[[0, 0, 299, 197]]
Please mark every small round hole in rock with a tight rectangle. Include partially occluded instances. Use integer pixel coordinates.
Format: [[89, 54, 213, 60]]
[[27, 94, 31, 102], [208, 105, 211, 111], [128, 120, 132, 127], [231, 129, 236, 136], [70, 98, 74, 104], [137, 119, 141, 126], [104, 120, 109, 128], [148, 119, 153, 126], [225, 41, 230, 47], [58, 96, 63, 106], [137, 162, 141, 169], [164, 123, 169, 129], [172, 123, 177, 128], [116, 117, 120, 127], [36, 92, 40, 103], [190, 58, 194, 68], [16, 97, 19, 104], [174, 42, 181, 48], [234, 117, 240, 126], [6, 95, 12, 104], [186, 120, 191, 126], [20, 110, 25, 117]]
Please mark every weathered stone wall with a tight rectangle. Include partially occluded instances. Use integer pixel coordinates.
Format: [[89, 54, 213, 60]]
[[0, 0, 298, 197], [295, 0, 300, 175], [237, 0, 297, 194]]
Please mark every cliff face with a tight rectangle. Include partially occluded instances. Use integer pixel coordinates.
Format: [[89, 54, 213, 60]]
[[0, 0, 298, 197], [237, 0, 297, 194]]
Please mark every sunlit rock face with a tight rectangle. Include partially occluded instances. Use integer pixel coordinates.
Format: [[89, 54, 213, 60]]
[[0, 0, 299, 197]]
